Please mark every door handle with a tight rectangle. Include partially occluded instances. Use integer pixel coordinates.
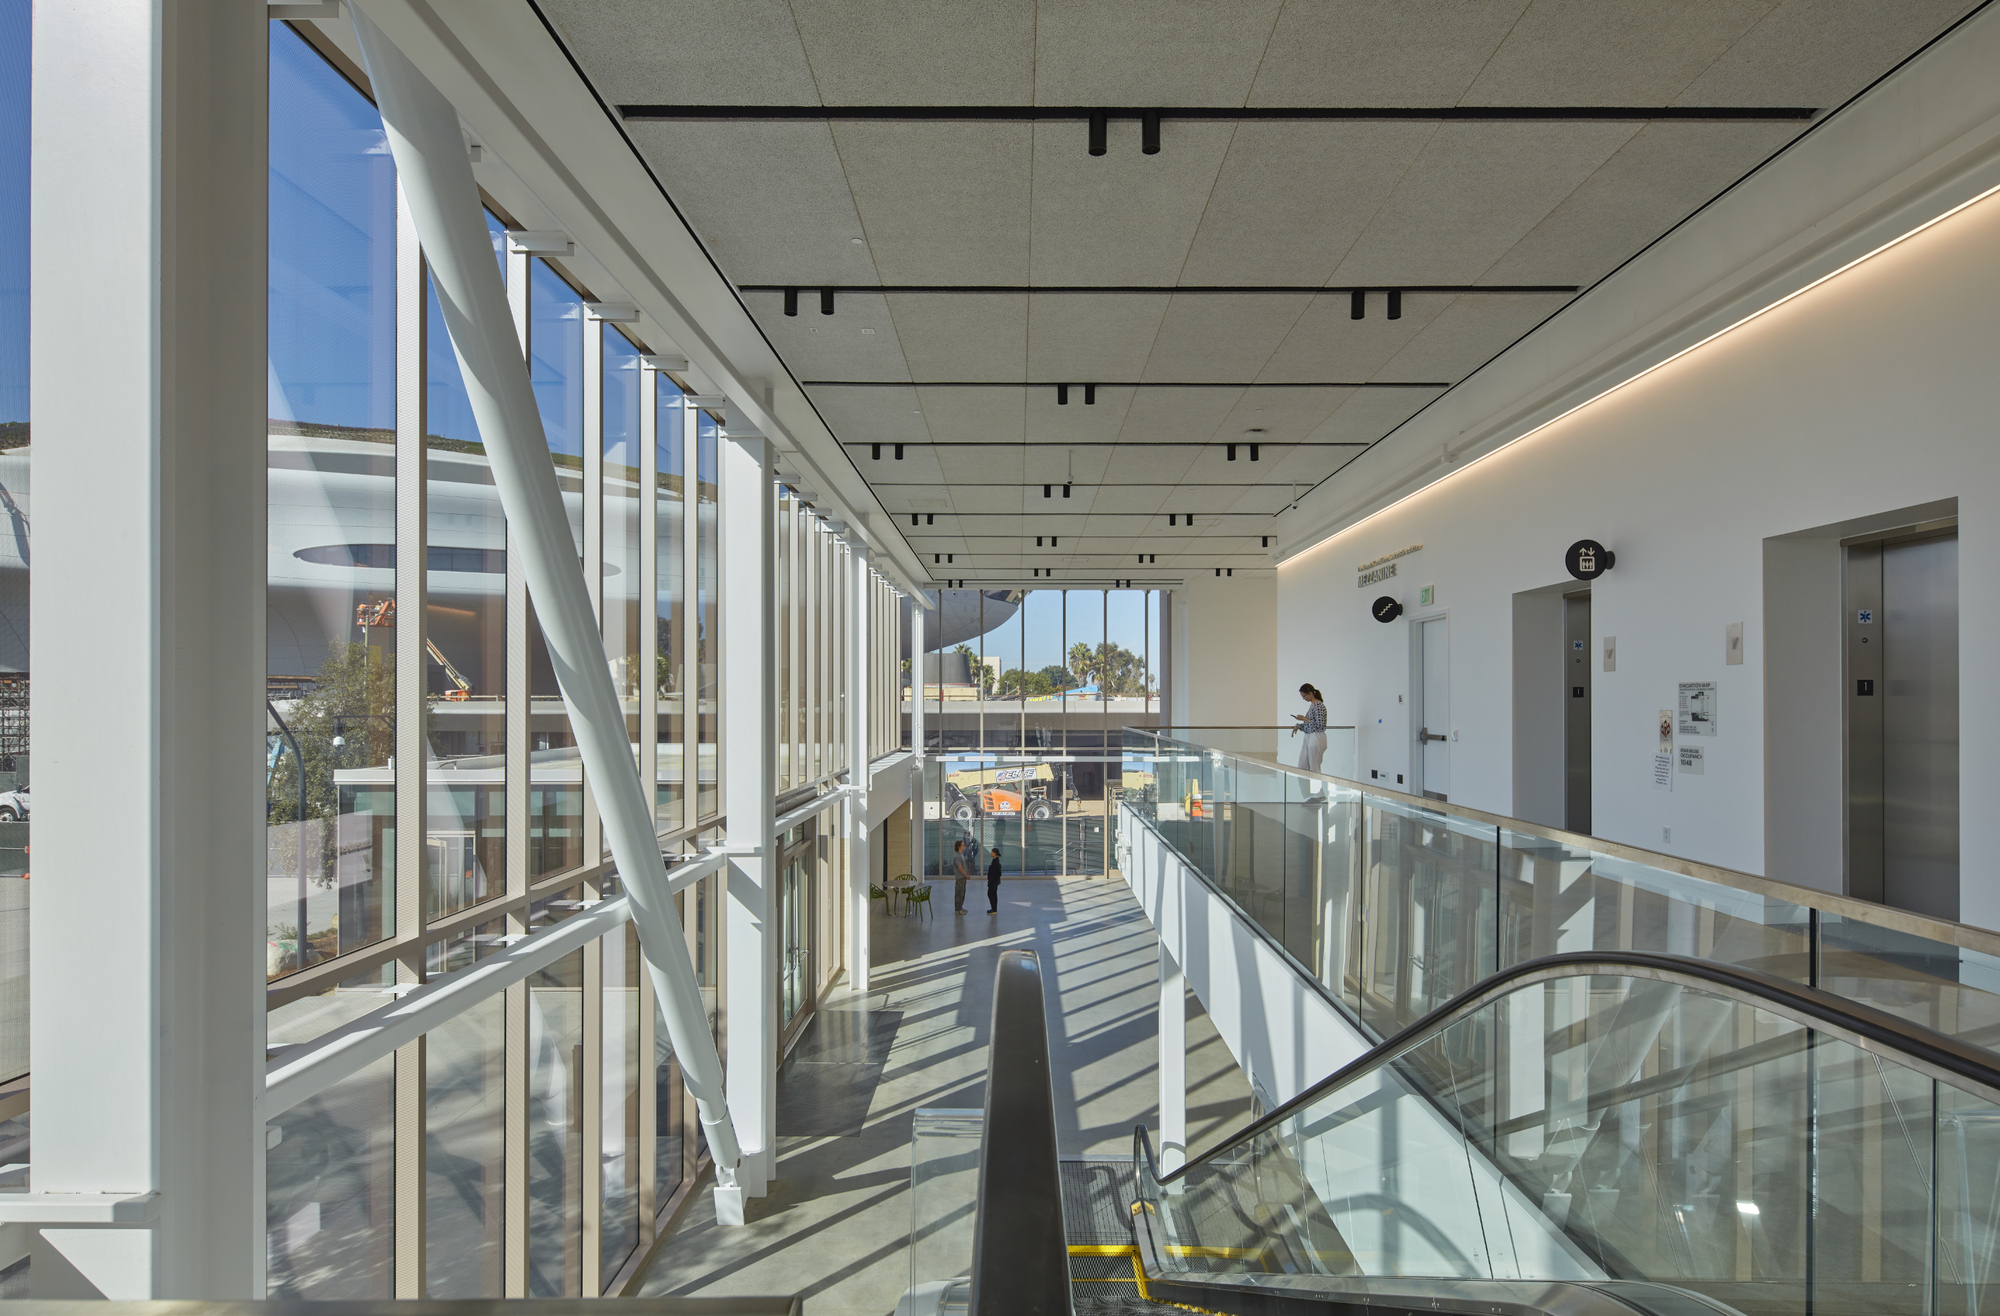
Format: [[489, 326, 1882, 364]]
[[1419, 727, 1446, 743]]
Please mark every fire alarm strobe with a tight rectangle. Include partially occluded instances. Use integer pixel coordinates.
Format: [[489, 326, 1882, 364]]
[[1372, 595, 1404, 623], [1565, 539, 1615, 581]]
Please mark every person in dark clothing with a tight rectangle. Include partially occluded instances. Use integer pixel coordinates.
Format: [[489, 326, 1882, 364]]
[[985, 847, 1003, 913]]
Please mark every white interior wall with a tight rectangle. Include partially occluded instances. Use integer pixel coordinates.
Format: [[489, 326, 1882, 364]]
[[1276, 180, 2000, 928], [1183, 574, 1275, 729]]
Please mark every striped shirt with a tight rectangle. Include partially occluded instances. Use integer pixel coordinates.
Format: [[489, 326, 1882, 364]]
[[1299, 701, 1327, 734]]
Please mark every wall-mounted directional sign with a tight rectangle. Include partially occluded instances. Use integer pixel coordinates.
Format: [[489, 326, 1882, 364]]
[[1565, 539, 1616, 581], [1372, 595, 1404, 623]]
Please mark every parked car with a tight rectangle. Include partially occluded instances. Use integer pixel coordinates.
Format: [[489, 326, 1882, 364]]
[[0, 786, 27, 822]]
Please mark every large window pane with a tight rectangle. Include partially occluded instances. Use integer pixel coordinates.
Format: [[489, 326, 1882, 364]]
[[777, 493, 793, 791], [425, 991, 504, 1296], [655, 378, 685, 832], [603, 328, 642, 748], [528, 945, 584, 1296], [424, 256, 508, 921], [266, 23, 396, 977], [694, 414, 718, 819], [527, 260, 584, 878], [602, 919, 641, 1282]]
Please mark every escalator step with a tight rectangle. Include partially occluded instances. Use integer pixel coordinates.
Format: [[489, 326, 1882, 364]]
[[1058, 1157, 1140, 1246]]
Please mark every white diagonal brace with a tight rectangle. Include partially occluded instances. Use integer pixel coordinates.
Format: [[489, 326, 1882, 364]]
[[347, 8, 742, 1181]]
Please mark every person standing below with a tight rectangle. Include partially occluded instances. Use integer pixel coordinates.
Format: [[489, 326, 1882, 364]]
[[985, 846, 1003, 914], [951, 838, 973, 913], [1291, 683, 1328, 774]]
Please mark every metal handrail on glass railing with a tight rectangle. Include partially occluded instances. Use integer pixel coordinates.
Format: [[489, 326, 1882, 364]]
[[1129, 952, 2000, 1316], [1119, 725, 2000, 1067]]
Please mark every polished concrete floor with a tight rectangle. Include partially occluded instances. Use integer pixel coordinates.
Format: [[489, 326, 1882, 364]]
[[632, 876, 1254, 1316]]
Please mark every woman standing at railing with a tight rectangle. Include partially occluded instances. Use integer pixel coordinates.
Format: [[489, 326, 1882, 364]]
[[1291, 684, 1328, 773]]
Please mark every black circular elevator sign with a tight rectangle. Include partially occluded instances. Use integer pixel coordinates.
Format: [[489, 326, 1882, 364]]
[[1565, 539, 1615, 581], [1372, 595, 1404, 623]]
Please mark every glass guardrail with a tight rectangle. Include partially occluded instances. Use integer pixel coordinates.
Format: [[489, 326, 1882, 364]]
[[1119, 728, 2000, 1064], [1132, 959, 2000, 1316]]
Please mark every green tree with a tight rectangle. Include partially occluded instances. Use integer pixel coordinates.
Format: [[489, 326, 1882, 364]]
[[994, 667, 1053, 700], [267, 642, 407, 886]]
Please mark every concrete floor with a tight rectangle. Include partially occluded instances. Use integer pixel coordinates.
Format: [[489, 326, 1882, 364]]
[[632, 876, 1254, 1316]]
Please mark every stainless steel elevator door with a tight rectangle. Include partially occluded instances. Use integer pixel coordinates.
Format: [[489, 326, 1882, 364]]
[[1882, 534, 1959, 919], [1563, 592, 1592, 835]]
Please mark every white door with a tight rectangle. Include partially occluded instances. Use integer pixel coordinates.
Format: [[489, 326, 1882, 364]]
[[1420, 617, 1450, 798]]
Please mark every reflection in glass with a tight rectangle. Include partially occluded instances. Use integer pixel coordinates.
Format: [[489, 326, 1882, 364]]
[[424, 264, 507, 921], [603, 328, 642, 751], [527, 260, 584, 878], [694, 413, 718, 818], [777, 493, 792, 790], [655, 378, 685, 832], [266, 23, 397, 977], [527, 945, 584, 1296], [267, 994, 397, 1297], [426, 991, 504, 1296], [602, 921, 641, 1281]]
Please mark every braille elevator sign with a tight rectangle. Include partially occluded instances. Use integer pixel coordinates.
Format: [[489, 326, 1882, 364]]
[[1857, 679, 1875, 696], [1573, 687, 1585, 698], [1857, 609, 1874, 624]]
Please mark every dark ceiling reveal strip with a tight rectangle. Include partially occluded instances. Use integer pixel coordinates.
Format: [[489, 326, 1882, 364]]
[[745, 284, 1575, 296], [622, 104, 1816, 123]]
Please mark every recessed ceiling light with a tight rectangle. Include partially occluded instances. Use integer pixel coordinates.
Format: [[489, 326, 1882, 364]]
[[861, 328, 876, 335], [850, 237, 864, 244], [1247, 427, 1266, 433]]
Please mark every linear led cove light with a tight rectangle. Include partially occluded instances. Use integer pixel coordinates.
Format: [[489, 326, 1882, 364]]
[[1285, 176, 2000, 567]]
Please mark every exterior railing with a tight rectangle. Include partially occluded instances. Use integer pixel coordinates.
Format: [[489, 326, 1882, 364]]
[[1121, 727, 2000, 1062]]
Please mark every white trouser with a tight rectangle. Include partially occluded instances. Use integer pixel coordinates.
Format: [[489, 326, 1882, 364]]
[[1298, 730, 1326, 774]]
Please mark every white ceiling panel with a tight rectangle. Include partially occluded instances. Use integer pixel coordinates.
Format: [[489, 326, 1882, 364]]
[[1114, 388, 1245, 445], [1305, 387, 1447, 445], [1481, 122, 1801, 286], [910, 386, 1030, 444], [1023, 388, 1137, 445], [1374, 297, 1564, 382], [1213, 389, 1353, 444], [806, 387, 930, 447], [1026, 121, 1237, 285], [1140, 294, 1313, 381], [1179, 122, 1439, 284], [1244, 1, 1530, 106], [1031, 0, 1287, 107], [1258, 295, 1452, 383], [1025, 297, 1172, 380], [832, 123, 1034, 283], [622, 123, 870, 284], [1100, 444, 1198, 485], [1678, 0, 1980, 106], [1465, 0, 1774, 105], [1332, 122, 1640, 285], [787, 0, 1035, 104], [756, 293, 911, 380], [886, 295, 1029, 381], [541, 0, 816, 105]]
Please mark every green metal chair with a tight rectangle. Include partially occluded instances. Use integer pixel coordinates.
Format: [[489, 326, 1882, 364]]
[[903, 881, 934, 920]]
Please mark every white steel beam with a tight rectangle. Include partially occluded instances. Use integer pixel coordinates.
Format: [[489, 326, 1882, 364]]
[[347, 9, 743, 1184], [847, 550, 873, 994], [30, 2, 267, 1298], [719, 429, 778, 1219]]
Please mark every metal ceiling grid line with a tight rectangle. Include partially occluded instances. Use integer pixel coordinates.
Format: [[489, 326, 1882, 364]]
[[619, 105, 1819, 123], [808, 380, 1451, 388], [746, 283, 1578, 294]]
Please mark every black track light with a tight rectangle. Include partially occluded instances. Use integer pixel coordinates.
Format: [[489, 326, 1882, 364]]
[[1262, 536, 1270, 547], [948, 554, 954, 563], [1388, 290, 1402, 320], [1148, 554, 1156, 563], [1088, 113, 1108, 156], [913, 514, 920, 527], [1052, 536, 1059, 547], [1142, 111, 1161, 155], [1216, 568, 1221, 577], [1351, 290, 1366, 320], [1250, 445, 1260, 461], [927, 514, 935, 525], [871, 444, 882, 460], [1036, 536, 1043, 546], [784, 288, 799, 317], [1063, 483, 1071, 498], [934, 554, 941, 564], [894, 444, 904, 459], [1057, 384, 1070, 405], [820, 288, 835, 315], [1043, 484, 1052, 498], [1084, 384, 1096, 405], [1227, 444, 1237, 461]]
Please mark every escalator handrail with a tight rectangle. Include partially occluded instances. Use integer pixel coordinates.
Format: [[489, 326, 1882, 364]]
[[970, 949, 1070, 1316], [1153, 948, 2000, 1186]]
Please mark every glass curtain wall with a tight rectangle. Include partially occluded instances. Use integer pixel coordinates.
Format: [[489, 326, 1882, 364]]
[[0, 0, 27, 1107], [920, 588, 1163, 876], [256, 25, 887, 1298]]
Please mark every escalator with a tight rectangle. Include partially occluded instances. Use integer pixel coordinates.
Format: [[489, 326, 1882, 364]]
[[1120, 951, 2000, 1316]]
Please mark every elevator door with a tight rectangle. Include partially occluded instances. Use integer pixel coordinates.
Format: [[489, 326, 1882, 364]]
[[1563, 592, 1592, 835], [1846, 532, 1959, 919]]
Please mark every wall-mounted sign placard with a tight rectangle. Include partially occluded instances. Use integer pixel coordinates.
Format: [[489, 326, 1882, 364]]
[[1565, 539, 1615, 580], [1678, 745, 1706, 775], [1372, 596, 1404, 623], [1356, 543, 1423, 573], [1358, 561, 1398, 589], [1677, 681, 1717, 737]]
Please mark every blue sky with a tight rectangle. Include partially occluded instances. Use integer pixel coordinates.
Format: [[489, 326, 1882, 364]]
[[955, 589, 1159, 680], [0, 0, 28, 424]]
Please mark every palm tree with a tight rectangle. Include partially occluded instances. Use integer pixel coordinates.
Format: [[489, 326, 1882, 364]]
[[1067, 641, 1097, 686]]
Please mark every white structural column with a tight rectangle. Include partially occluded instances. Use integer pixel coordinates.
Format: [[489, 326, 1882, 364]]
[[346, 12, 743, 1182], [909, 592, 926, 876], [1158, 943, 1188, 1173], [26, 3, 267, 1298], [720, 429, 779, 1218], [846, 550, 873, 995]]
